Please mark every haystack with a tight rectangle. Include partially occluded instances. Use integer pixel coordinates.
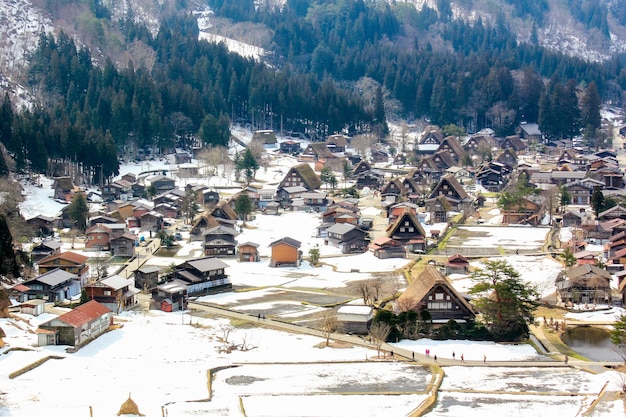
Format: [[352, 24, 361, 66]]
[[117, 394, 144, 416]]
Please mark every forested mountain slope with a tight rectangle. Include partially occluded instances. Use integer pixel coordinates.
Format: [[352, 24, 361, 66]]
[[0, 0, 624, 185]]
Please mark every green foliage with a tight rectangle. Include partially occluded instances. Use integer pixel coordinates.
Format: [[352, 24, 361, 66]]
[[234, 193, 253, 222], [308, 247, 320, 266], [610, 314, 626, 361], [560, 248, 577, 267], [235, 148, 259, 185], [469, 260, 539, 342], [0, 215, 19, 279], [560, 186, 572, 208], [68, 193, 89, 232], [157, 230, 175, 248], [591, 188, 605, 217], [80, 288, 90, 305]]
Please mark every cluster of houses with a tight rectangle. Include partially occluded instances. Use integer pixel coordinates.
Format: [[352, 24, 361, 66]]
[[10, 120, 626, 347]]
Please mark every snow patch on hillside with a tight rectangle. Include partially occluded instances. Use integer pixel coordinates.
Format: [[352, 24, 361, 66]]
[[0, 0, 53, 93]]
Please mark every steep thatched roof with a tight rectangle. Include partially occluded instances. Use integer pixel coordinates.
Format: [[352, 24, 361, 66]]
[[397, 265, 474, 316], [117, 394, 144, 416]]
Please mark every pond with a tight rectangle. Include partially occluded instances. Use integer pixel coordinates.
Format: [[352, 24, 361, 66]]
[[561, 326, 623, 362]]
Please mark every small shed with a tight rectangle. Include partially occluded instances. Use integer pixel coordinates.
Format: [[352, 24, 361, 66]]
[[20, 299, 46, 316], [336, 305, 373, 334], [238, 242, 260, 262]]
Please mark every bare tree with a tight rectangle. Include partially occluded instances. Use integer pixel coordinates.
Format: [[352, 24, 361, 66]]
[[351, 134, 375, 158], [318, 310, 340, 346], [358, 281, 371, 305], [369, 321, 391, 357]]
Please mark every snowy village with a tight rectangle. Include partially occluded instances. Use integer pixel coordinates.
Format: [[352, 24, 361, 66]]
[[1, 119, 626, 417]]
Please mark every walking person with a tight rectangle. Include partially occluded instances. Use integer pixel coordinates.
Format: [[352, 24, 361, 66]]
[[434, 354, 437, 362], [452, 351, 455, 360], [460, 354, 464, 362], [412, 352, 415, 361], [564, 355, 569, 365], [390, 350, 394, 359], [483, 354, 486, 363]]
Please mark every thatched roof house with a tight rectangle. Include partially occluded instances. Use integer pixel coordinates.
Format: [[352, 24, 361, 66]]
[[396, 265, 475, 322]]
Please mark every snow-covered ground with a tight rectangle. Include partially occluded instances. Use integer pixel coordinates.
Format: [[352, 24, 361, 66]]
[[2, 309, 625, 417]]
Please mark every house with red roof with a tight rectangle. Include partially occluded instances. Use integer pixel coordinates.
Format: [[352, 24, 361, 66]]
[[38, 300, 113, 347]]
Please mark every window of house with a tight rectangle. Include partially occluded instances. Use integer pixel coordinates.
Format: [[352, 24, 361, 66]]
[[104, 290, 111, 296]]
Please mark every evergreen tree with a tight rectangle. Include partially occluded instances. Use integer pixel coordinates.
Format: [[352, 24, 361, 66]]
[[469, 260, 538, 341], [580, 81, 601, 132], [237, 148, 259, 185], [0, 215, 19, 280], [234, 193, 253, 223], [591, 187, 605, 217], [68, 193, 89, 232]]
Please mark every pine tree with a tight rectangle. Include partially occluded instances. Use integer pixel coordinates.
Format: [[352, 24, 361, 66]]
[[68, 193, 89, 232], [0, 215, 19, 280]]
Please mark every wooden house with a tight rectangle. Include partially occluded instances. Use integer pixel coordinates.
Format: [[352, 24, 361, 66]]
[[83, 275, 139, 314], [396, 265, 475, 322], [464, 135, 493, 155], [38, 251, 89, 286], [102, 179, 133, 202], [278, 163, 322, 191], [427, 174, 473, 214], [351, 160, 372, 177], [564, 178, 604, 206], [26, 215, 57, 236], [134, 265, 161, 290], [189, 214, 220, 241], [380, 178, 404, 203], [336, 305, 373, 334], [202, 189, 220, 206], [599, 205, 626, 221], [22, 269, 81, 302], [145, 175, 176, 193], [416, 125, 444, 154], [252, 130, 277, 148], [437, 136, 467, 164], [500, 135, 527, 154], [326, 134, 349, 152], [85, 224, 112, 251], [370, 149, 389, 163], [38, 300, 113, 347], [211, 201, 239, 222], [445, 254, 469, 275], [174, 257, 231, 295], [369, 236, 405, 259], [386, 208, 427, 253], [517, 122, 542, 143], [573, 250, 597, 265], [500, 195, 545, 225], [151, 280, 187, 312], [354, 169, 385, 190], [110, 232, 137, 257], [31, 240, 62, 263], [140, 211, 164, 232], [556, 264, 612, 306], [52, 176, 75, 201], [426, 195, 452, 223], [276, 185, 307, 208], [269, 237, 302, 267], [280, 140, 301, 155], [238, 242, 260, 262], [562, 210, 587, 228], [202, 224, 238, 257], [325, 223, 368, 254], [495, 148, 518, 169]]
